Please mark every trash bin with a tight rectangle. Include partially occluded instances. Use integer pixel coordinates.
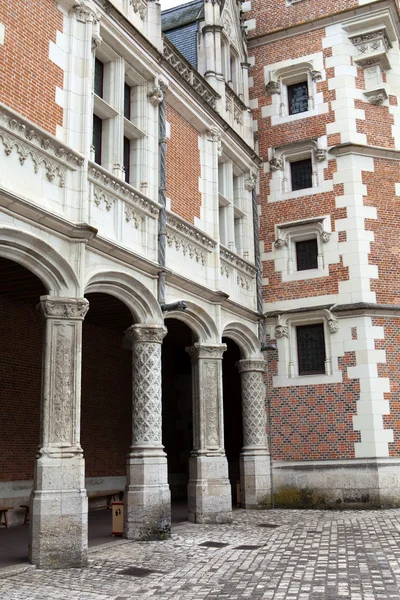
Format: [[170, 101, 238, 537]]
[[111, 501, 124, 536]]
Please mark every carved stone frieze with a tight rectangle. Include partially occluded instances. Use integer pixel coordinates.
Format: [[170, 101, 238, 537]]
[[220, 247, 257, 277], [237, 274, 252, 290], [221, 260, 232, 277], [40, 298, 89, 321], [166, 214, 215, 266], [125, 205, 144, 228], [265, 80, 281, 95], [130, 0, 147, 19], [147, 86, 164, 106], [89, 164, 159, 218], [167, 231, 207, 265], [93, 186, 114, 211], [52, 323, 75, 443], [350, 29, 392, 71]]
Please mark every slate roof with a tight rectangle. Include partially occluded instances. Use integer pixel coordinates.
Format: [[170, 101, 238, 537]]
[[161, 0, 204, 67]]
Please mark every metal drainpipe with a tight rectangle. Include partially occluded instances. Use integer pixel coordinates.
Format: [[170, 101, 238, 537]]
[[252, 183, 274, 508], [158, 83, 167, 306]]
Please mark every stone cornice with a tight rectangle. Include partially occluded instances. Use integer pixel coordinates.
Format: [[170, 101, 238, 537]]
[[329, 142, 400, 161], [332, 303, 400, 316], [247, 0, 400, 47]]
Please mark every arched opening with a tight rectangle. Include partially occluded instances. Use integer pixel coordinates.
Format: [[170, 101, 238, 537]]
[[162, 318, 194, 523], [222, 336, 243, 506], [81, 292, 133, 544], [0, 257, 47, 567]]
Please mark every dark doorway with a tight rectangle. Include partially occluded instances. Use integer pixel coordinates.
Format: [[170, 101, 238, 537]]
[[81, 292, 132, 540], [222, 337, 243, 505], [162, 318, 193, 520]]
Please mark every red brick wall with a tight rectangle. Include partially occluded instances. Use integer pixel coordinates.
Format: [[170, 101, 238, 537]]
[[0, 0, 63, 134], [364, 159, 400, 305], [166, 104, 202, 224], [265, 341, 360, 461], [247, 0, 358, 38], [81, 324, 132, 478], [375, 317, 400, 457], [0, 297, 42, 482]]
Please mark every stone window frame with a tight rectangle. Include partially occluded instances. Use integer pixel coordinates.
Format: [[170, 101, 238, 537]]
[[265, 61, 322, 123], [92, 41, 147, 188], [268, 139, 327, 202], [273, 216, 333, 283], [272, 308, 342, 388]]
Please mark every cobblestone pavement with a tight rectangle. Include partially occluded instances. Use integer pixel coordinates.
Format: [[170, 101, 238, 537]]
[[2, 509, 400, 600]]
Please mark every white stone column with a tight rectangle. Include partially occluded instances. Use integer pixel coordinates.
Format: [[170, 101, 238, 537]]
[[186, 343, 232, 524], [30, 296, 89, 569], [124, 324, 171, 539], [236, 359, 271, 508]]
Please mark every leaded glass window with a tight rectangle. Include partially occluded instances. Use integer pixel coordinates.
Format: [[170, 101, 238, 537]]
[[94, 59, 104, 98], [288, 81, 309, 115], [124, 84, 131, 120], [92, 115, 102, 165], [297, 324, 326, 375], [291, 158, 312, 191], [296, 238, 318, 271], [124, 136, 130, 183]]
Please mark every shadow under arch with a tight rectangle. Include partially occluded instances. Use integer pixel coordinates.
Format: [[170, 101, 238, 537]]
[[84, 270, 163, 326], [164, 300, 219, 344], [0, 226, 79, 295], [222, 321, 263, 359]]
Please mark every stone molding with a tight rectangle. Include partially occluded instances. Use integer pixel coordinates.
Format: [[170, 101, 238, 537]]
[[220, 246, 257, 277], [225, 84, 247, 125], [186, 343, 227, 361], [126, 324, 167, 345], [0, 107, 84, 187], [166, 212, 216, 266], [89, 163, 160, 218], [236, 359, 267, 374], [40, 297, 89, 321], [130, 0, 147, 19], [163, 39, 219, 110]]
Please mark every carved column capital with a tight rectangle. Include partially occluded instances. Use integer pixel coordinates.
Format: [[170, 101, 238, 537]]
[[147, 86, 164, 106], [40, 297, 89, 321], [126, 324, 167, 345], [206, 126, 223, 157], [236, 359, 267, 374], [186, 342, 227, 361]]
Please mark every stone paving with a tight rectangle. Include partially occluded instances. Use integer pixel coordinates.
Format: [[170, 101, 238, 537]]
[[2, 509, 400, 600]]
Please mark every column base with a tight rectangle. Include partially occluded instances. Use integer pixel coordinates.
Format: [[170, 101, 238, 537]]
[[124, 449, 171, 540], [240, 449, 271, 509], [188, 454, 232, 524], [30, 490, 88, 569]]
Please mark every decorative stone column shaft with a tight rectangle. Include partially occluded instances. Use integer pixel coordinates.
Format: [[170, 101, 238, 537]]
[[30, 296, 89, 569], [236, 359, 271, 508], [124, 324, 171, 539], [186, 343, 232, 524]]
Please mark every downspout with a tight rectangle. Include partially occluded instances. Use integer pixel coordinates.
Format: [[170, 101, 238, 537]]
[[252, 181, 274, 509], [158, 83, 167, 306]]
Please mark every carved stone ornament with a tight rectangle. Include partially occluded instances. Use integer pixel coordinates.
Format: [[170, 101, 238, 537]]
[[244, 170, 258, 192], [130, 0, 147, 19], [186, 343, 227, 361], [147, 86, 164, 106], [366, 92, 386, 105], [207, 126, 223, 157], [310, 70, 322, 82], [126, 325, 167, 345], [73, 2, 101, 24], [314, 148, 327, 162], [265, 81, 281, 95], [236, 359, 267, 374], [40, 298, 89, 320], [327, 319, 339, 334], [270, 155, 283, 171], [275, 324, 289, 338], [274, 238, 288, 250], [320, 231, 331, 243]]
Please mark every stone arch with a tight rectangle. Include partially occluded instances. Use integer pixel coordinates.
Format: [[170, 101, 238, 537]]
[[164, 300, 219, 344], [0, 226, 79, 295], [222, 321, 262, 359], [84, 270, 163, 326]]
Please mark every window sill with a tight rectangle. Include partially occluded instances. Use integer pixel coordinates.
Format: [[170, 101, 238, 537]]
[[268, 180, 333, 203], [270, 103, 328, 126], [94, 95, 118, 120], [124, 118, 146, 140], [282, 267, 329, 282], [273, 371, 343, 387]]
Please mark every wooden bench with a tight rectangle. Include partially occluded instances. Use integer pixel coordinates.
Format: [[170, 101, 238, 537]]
[[87, 490, 123, 511], [0, 507, 12, 529]]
